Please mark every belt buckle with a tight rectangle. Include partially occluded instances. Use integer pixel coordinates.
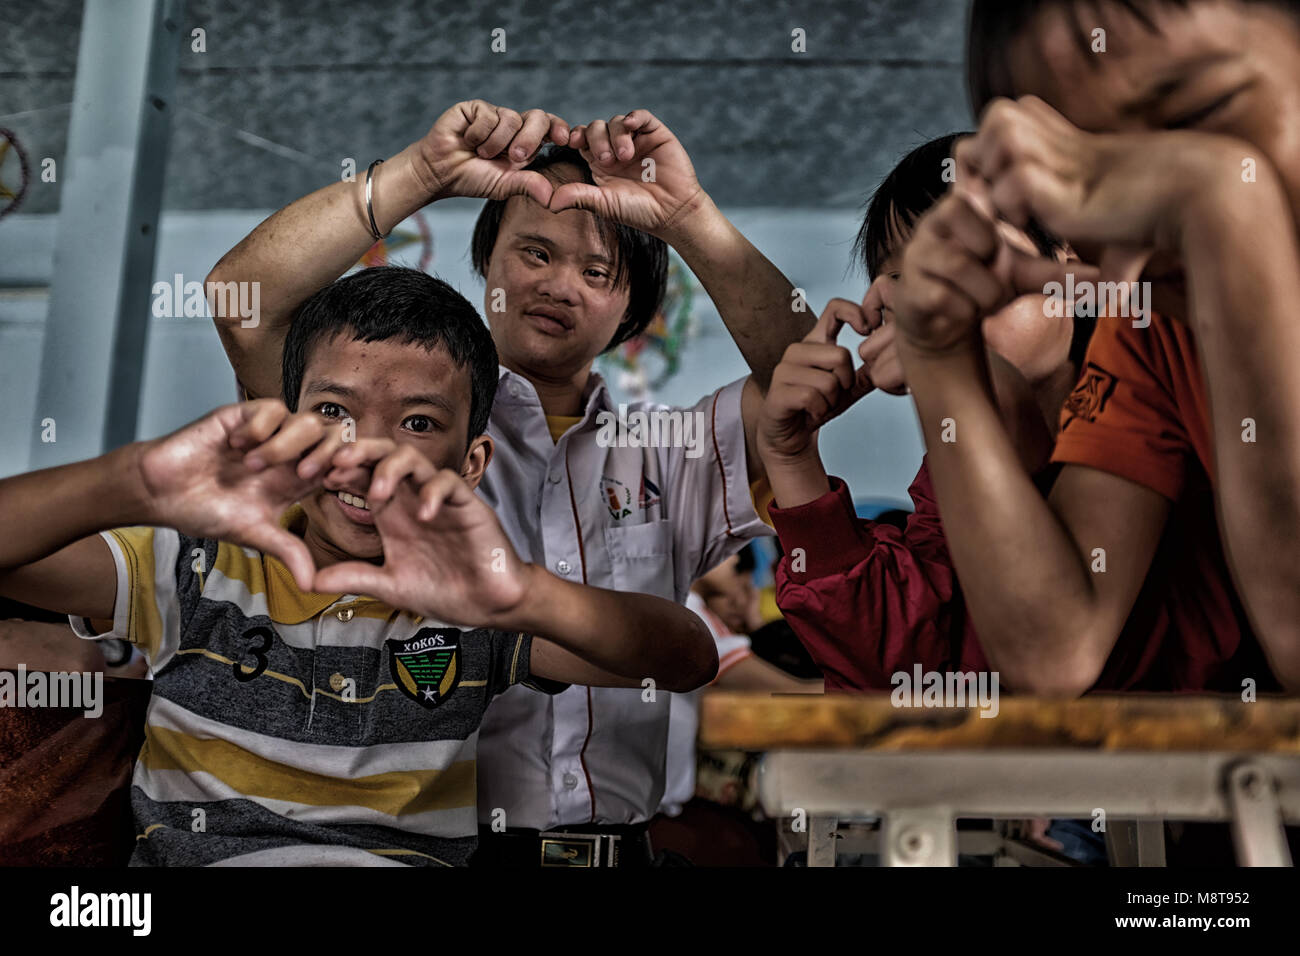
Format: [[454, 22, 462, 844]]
[[540, 831, 620, 867]]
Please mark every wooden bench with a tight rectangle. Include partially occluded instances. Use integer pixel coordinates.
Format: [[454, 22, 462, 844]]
[[698, 692, 1300, 866]]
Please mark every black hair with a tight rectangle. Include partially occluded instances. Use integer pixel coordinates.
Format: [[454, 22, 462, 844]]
[[735, 543, 757, 575], [470, 144, 669, 353], [854, 133, 1066, 279], [281, 266, 499, 442], [855, 133, 965, 280], [964, 0, 1300, 117], [856, 134, 1089, 371]]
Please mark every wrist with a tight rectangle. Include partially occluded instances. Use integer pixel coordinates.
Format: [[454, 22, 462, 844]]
[[485, 561, 551, 632], [758, 436, 821, 472], [766, 452, 833, 510], [656, 188, 719, 246], [895, 331, 984, 369], [895, 335, 995, 415], [381, 143, 447, 213], [107, 442, 157, 527]]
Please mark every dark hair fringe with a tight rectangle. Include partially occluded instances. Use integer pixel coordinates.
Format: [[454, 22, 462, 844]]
[[855, 133, 967, 279], [281, 266, 500, 443], [855, 133, 1067, 279], [856, 132, 1085, 365], [469, 145, 669, 353]]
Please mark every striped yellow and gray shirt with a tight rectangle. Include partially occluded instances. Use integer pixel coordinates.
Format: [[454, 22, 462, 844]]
[[71, 508, 556, 867]]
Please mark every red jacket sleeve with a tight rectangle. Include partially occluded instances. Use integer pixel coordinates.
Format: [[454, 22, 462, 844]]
[[770, 462, 988, 691]]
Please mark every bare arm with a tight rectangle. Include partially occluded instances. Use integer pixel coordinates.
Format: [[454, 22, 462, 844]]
[[0, 447, 145, 620], [210, 101, 571, 399], [0, 619, 115, 672], [523, 569, 718, 692], [210, 148, 437, 400], [1181, 173, 1300, 688], [661, 195, 806, 390], [759, 343, 1050, 513], [891, 189, 1171, 695], [713, 654, 822, 693], [901, 341, 1170, 694], [665, 198, 808, 486]]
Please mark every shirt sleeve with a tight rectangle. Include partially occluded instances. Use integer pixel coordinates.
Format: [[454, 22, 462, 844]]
[[67, 526, 182, 669], [1051, 315, 1194, 501], [769, 466, 986, 690], [486, 630, 570, 698], [660, 377, 773, 583]]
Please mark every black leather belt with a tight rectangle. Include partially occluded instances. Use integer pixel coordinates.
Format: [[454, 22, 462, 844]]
[[471, 823, 653, 868]]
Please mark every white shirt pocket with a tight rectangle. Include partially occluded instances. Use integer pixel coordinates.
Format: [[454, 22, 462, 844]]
[[603, 519, 677, 601]]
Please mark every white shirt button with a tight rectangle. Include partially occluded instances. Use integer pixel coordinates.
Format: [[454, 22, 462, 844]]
[[548, 473, 561, 484], [509, 383, 522, 398], [555, 560, 572, 575], [562, 772, 579, 789]]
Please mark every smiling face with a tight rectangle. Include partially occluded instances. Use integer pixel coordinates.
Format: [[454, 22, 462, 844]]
[[295, 334, 487, 565], [481, 164, 630, 383], [1002, 1, 1300, 220]]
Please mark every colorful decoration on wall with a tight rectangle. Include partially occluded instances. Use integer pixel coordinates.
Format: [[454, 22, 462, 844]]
[[600, 254, 698, 402], [0, 129, 31, 220], [356, 209, 434, 271]]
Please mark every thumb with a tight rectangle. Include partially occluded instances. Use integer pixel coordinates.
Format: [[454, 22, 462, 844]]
[[807, 297, 869, 343], [861, 279, 890, 333], [1004, 249, 1100, 300], [848, 361, 877, 404], [311, 560, 393, 601], [953, 165, 996, 223], [248, 527, 318, 594], [503, 170, 554, 207], [549, 181, 607, 215]]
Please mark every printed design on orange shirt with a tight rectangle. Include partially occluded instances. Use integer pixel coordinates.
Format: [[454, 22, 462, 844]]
[[387, 628, 461, 708], [1062, 362, 1119, 428], [601, 475, 633, 520]]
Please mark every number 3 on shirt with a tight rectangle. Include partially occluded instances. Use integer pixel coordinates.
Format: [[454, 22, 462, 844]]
[[232, 626, 273, 682]]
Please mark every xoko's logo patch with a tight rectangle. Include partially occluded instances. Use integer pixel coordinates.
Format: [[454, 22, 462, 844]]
[[387, 628, 460, 708]]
